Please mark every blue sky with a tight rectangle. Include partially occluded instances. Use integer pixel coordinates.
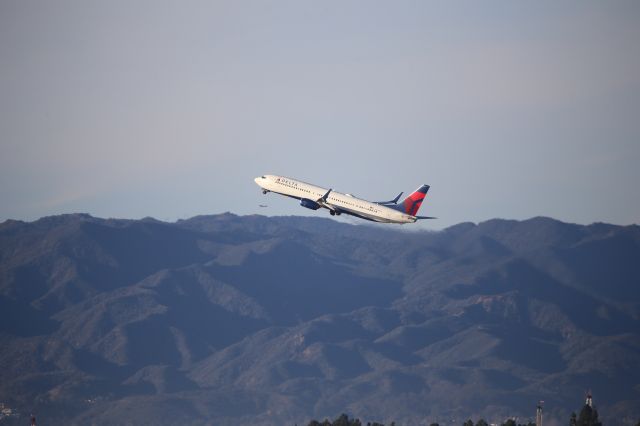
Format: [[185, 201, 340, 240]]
[[1, 1, 639, 229]]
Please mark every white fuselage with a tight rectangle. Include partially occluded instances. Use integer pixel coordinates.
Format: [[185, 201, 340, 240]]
[[254, 175, 417, 224]]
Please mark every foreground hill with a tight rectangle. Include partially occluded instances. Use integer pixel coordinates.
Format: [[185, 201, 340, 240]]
[[0, 213, 639, 425]]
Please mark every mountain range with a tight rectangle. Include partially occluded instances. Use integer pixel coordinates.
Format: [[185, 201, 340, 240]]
[[0, 213, 639, 425]]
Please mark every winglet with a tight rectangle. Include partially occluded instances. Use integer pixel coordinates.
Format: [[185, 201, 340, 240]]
[[319, 189, 332, 203], [375, 191, 403, 205], [391, 191, 403, 204]]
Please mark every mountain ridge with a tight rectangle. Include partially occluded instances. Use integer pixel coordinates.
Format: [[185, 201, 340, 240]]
[[0, 213, 638, 425]]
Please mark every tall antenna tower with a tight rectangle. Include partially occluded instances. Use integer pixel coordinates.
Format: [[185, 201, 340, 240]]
[[536, 400, 544, 426]]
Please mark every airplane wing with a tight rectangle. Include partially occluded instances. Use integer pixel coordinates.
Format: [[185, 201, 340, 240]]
[[414, 216, 437, 220], [375, 192, 403, 205], [316, 188, 340, 213], [316, 189, 361, 217]]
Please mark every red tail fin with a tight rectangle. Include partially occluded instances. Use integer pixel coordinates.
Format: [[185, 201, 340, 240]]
[[392, 185, 429, 216]]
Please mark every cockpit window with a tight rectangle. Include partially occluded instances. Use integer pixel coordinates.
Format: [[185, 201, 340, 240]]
[[261, 176, 266, 179]]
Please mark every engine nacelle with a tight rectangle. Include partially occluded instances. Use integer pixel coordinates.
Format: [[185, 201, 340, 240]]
[[300, 198, 321, 210]]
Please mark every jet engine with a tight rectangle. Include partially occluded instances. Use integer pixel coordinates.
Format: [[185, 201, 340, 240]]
[[300, 198, 321, 210]]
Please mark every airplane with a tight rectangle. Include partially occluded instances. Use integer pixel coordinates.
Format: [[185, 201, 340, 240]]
[[254, 174, 436, 224]]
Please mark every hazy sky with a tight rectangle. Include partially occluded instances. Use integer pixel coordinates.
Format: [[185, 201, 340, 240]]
[[1, 1, 639, 229]]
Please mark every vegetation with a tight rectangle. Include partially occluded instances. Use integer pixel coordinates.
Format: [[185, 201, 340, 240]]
[[576, 404, 602, 426], [305, 408, 640, 426], [306, 413, 396, 426], [571, 411, 578, 426]]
